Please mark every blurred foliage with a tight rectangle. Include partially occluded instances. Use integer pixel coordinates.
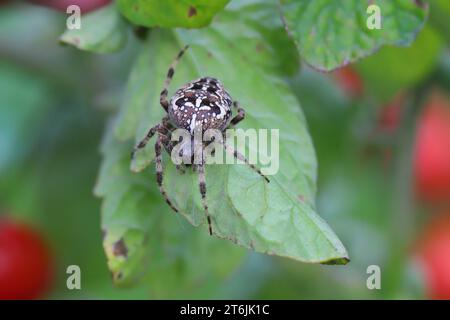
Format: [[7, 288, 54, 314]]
[[356, 25, 443, 102], [1, 0, 450, 299], [429, 0, 450, 42]]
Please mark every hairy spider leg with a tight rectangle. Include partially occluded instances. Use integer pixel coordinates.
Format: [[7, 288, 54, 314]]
[[229, 101, 246, 126], [155, 135, 179, 213], [132, 117, 173, 159], [160, 132, 186, 174], [220, 139, 270, 183], [132, 123, 161, 159], [197, 161, 213, 235], [160, 45, 190, 112]]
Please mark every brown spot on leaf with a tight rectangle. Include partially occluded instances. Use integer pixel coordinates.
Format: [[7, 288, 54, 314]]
[[298, 195, 305, 202], [113, 238, 128, 258], [207, 51, 213, 58], [188, 6, 197, 18]]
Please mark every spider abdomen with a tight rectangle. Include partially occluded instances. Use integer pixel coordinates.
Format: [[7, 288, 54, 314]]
[[169, 77, 233, 133]]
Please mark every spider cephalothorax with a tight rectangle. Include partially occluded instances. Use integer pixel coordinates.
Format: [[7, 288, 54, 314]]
[[132, 45, 269, 235]]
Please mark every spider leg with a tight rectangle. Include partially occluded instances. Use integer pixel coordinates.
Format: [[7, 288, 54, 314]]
[[159, 45, 190, 112], [159, 130, 186, 175], [132, 117, 173, 159], [155, 135, 179, 213], [163, 139, 186, 174], [221, 140, 270, 183], [229, 101, 246, 127], [197, 162, 213, 236], [132, 122, 161, 159]]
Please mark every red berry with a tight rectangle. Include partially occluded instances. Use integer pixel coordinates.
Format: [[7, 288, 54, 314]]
[[415, 213, 450, 299], [413, 91, 450, 203], [0, 218, 53, 300], [28, 0, 111, 13], [332, 66, 364, 98]]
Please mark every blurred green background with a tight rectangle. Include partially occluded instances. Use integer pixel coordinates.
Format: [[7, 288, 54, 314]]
[[1, 0, 450, 299]]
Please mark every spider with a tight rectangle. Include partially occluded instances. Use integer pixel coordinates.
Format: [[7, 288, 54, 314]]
[[132, 45, 269, 235]]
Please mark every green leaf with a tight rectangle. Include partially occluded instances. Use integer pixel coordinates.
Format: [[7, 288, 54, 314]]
[[60, 4, 128, 53], [117, 0, 230, 29], [279, 0, 428, 71], [0, 62, 54, 172], [95, 123, 246, 292], [108, 0, 349, 265], [429, 0, 450, 42], [356, 25, 443, 101]]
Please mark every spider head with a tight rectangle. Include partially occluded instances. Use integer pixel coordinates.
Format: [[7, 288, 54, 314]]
[[168, 77, 233, 134]]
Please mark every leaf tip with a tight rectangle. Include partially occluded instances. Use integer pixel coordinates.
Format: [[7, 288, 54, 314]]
[[321, 256, 350, 266], [59, 34, 81, 49]]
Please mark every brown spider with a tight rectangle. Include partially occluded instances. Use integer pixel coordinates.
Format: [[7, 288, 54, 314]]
[[132, 45, 269, 235]]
